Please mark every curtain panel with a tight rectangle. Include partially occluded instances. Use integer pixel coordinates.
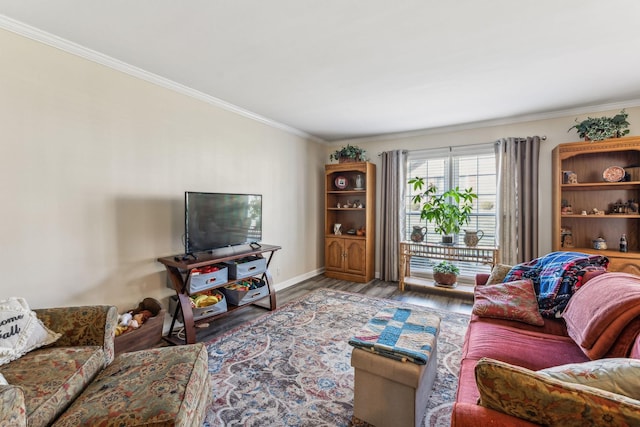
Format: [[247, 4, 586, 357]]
[[496, 136, 541, 264], [380, 150, 407, 281]]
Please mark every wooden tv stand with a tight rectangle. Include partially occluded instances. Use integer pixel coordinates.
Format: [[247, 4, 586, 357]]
[[158, 244, 281, 345]]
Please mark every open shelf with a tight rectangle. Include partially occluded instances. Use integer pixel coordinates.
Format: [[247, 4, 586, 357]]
[[552, 136, 640, 273], [158, 244, 281, 345]]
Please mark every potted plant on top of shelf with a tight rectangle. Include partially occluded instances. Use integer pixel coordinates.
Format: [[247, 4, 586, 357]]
[[568, 109, 630, 141], [432, 260, 459, 287], [409, 177, 478, 245], [330, 144, 366, 163]]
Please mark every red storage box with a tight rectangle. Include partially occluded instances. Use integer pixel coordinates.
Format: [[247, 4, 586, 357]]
[[186, 264, 228, 293], [222, 278, 268, 306]]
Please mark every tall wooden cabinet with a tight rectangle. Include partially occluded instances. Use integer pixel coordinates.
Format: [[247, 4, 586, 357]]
[[324, 162, 376, 282], [552, 136, 640, 274]]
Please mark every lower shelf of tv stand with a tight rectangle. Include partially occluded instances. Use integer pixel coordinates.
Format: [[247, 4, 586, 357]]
[[163, 295, 273, 346], [401, 276, 475, 299]]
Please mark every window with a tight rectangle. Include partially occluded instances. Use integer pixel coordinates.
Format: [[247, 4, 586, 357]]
[[404, 144, 497, 280]]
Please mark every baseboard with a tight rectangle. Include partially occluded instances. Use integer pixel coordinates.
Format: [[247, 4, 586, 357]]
[[274, 268, 325, 292]]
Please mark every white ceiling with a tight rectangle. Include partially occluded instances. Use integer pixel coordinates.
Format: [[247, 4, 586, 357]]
[[2, 1, 640, 142]]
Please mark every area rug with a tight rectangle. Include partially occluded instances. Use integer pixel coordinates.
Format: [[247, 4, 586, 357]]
[[203, 288, 469, 427]]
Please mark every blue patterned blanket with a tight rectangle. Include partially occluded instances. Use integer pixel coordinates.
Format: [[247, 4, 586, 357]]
[[503, 251, 608, 317], [348, 307, 440, 365]]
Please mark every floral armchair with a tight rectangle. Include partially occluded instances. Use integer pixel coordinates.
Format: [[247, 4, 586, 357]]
[[0, 304, 117, 427]]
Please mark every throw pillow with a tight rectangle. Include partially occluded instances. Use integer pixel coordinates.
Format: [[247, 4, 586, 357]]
[[486, 264, 512, 285], [0, 297, 61, 366], [538, 358, 640, 399], [475, 357, 640, 426], [472, 279, 544, 326]]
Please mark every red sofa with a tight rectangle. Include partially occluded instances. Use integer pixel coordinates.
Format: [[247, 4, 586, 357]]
[[451, 271, 640, 426]]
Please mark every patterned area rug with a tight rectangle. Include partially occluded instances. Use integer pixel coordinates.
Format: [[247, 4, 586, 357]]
[[204, 288, 469, 427]]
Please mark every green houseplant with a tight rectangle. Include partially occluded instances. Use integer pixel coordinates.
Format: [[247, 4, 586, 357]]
[[432, 260, 459, 287], [329, 144, 366, 163], [568, 109, 630, 141], [409, 177, 478, 244]]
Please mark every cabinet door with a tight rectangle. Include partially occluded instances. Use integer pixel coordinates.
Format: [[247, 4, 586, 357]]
[[344, 239, 366, 275], [325, 237, 345, 271]]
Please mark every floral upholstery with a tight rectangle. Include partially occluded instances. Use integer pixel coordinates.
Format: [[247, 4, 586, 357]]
[[0, 386, 26, 426], [34, 305, 118, 366], [475, 357, 640, 426], [4, 347, 105, 427], [0, 305, 117, 427], [53, 344, 212, 427]]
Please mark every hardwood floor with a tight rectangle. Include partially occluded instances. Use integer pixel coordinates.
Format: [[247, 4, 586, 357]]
[[186, 275, 473, 343]]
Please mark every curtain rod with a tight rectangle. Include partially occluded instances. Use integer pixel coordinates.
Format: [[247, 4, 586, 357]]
[[376, 136, 547, 156]]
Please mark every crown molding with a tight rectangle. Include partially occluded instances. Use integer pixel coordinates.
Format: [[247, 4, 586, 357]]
[[0, 14, 326, 144], [333, 100, 640, 145], [4, 14, 639, 147]]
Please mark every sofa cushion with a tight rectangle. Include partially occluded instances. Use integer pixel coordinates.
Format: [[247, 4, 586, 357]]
[[0, 386, 26, 426], [538, 358, 640, 399], [463, 317, 587, 370], [0, 297, 61, 366], [475, 357, 640, 426], [0, 346, 105, 427], [455, 314, 589, 411], [472, 279, 544, 326], [53, 344, 211, 427], [563, 272, 640, 359]]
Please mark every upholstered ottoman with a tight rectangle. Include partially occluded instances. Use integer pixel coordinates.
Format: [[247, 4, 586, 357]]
[[349, 308, 440, 427], [52, 343, 211, 427]]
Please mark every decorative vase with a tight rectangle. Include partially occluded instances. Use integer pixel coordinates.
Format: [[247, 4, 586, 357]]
[[463, 230, 484, 247], [410, 226, 427, 242], [433, 272, 457, 287], [592, 237, 607, 250], [355, 174, 364, 189]]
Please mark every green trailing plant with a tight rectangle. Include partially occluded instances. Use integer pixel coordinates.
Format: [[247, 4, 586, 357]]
[[568, 109, 630, 141], [432, 260, 460, 275], [408, 177, 478, 236], [329, 144, 366, 162]]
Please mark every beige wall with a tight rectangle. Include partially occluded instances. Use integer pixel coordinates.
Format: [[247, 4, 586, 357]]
[[329, 106, 640, 273], [0, 29, 325, 311], [4, 27, 640, 313]]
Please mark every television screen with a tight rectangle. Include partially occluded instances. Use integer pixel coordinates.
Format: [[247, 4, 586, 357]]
[[185, 192, 262, 253]]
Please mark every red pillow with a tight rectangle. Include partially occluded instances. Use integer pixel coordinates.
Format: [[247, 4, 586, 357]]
[[473, 279, 544, 326]]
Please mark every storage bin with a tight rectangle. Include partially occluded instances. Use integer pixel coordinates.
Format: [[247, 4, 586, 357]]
[[186, 264, 228, 293], [222, 278, 268, 306], [114, 298, 165, 355], [224, 256, 267, 280], [169, 291, 227, 322]]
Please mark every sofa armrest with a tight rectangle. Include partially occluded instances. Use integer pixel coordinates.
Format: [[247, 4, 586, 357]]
[[475, 273, 490, 287], [34, 305, 118, 365], [0, 385, 27, 426]]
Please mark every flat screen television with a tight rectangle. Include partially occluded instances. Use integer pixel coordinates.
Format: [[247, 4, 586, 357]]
[[185, 192, 262, 254]]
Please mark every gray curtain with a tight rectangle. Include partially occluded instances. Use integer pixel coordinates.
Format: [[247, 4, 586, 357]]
[[380, 150, 407, 281], [496, 136, 541, 264]]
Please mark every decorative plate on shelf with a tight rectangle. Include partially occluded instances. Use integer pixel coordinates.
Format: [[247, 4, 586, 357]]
[[334, 176, 348, 190], [603, 166, 625, 182]]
